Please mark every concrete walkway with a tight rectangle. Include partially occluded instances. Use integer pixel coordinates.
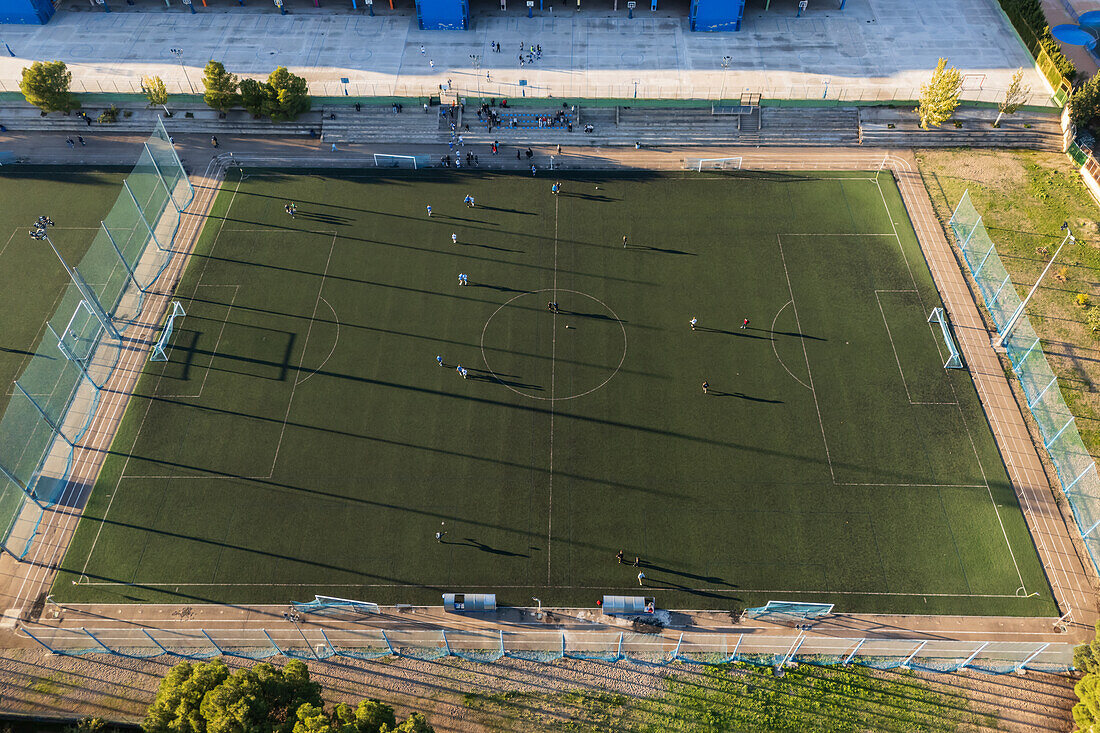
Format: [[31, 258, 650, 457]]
[[0, 0, 1053, 105]]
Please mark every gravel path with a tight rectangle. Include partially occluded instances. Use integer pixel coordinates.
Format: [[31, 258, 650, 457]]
[[0, 647, 1076, 732]]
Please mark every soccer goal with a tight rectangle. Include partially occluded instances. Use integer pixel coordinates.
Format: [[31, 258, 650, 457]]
[[684, 157, 743, 171], [373, 153, 432, 169], [149, 301, 186, 362], [745, 601, 834, 622], [292, 595, 381, 617], [928, 307, 963, 369]]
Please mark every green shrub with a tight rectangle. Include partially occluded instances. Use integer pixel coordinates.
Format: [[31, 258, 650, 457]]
[[1076, 292, 1091, 308], [1087, 307, 1100, 333], [96, 105, 119, 124], [999, 0, 1077, 81]]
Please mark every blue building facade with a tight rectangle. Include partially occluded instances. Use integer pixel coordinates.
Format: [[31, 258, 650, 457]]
[[690, 0, 745, 31], [0, 0, 54, 24]]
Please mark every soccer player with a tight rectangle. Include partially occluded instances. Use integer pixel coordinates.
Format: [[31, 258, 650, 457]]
[[436, 355, 444, 367], [741, 317, 750, 329], [702, 380, 709, 395], [452, 233, 458, 245], [426, 205, 432, 217], [690, 317, 697, 331], [551, 182, 561, 195], [464, 195, 474, 207], [622, 235, 628, 248], [460, 367, 468, 379]]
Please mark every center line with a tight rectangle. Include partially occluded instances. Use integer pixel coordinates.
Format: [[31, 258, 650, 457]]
[[548, 194, 559, 585]]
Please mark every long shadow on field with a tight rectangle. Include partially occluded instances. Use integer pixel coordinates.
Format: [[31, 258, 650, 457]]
[[706, 390, 784, 404], [188, 229, 653, 286], [625, 244, 696, 256], [637, 560, 737, 588], [476, 205, 536, 215], [205, 213, 643, 264], [460, 240, 525, 253], [454, 537, 530, 558], [695, 327, 774, 341]]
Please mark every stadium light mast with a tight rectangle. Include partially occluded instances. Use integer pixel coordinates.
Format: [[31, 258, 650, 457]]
[[30, 221, 120, 340], [470, 54, 482, 101], [718, 56, 732, 103], [169, 48, 195, 95], [996, 221, 1073, 349]]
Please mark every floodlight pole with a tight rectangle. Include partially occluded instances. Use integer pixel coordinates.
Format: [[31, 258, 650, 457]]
[[996, 224, 1072, 349], [718, 56, 731, 104], [470, 54, 481, 101], [169, 48, 195, 95]]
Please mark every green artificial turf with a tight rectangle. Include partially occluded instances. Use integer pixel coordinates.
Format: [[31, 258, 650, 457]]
[[53, 169, 1054, 615]]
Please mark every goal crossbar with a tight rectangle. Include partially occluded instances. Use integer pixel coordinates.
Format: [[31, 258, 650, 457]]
[[373, 153, 432, 169]]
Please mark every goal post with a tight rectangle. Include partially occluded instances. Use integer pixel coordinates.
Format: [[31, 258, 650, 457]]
[[149, 301, 186, 362], [373, 154, 432, 169], [685, 157, 743, 172], [928, 307, 963, 369], [292, 595, 381, 616], [745, 601, 834, 623]]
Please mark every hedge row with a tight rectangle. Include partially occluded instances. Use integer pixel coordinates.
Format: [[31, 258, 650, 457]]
[[1000, 0, 1078, 83]]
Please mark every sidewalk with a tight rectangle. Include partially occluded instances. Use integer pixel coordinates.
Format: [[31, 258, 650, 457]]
[[0, 0, 1054, 105]]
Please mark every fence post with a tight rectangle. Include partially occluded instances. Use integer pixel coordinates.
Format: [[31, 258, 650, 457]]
[[777, 632, 805, 670], [498, 630, 505, 659], [82, 628, 115, 655], [1066, 462, 1097, 496], [974, 240, 998, 277], [1012, 338, 1042, 372], [15, 382, 71, 447], [672, 632, 683, 661], [1045, 416, 1075, 450], [560, 632, 566, 659], [960, 215, 981, 254], [143, 142, 179, 213], [143, 628, 172, 656], [319, 628, 337, 659], [48, 323, 96, 386], [730, 633, 744, 662], [263, 629, 284, 656], [21, 625, 60, 654], [1015, 642, 1050, 673], [959, 641, 989, 671], [442, 630, 452, 657], [900, 640, 927, 669], [100, 222, 141, 289], [842, 638, 866, 665], [988, 274, 1012, 311], [156, 117, 196, 204], [381, 629, 396, 656], [201, 629, 225, 656], [616, 632, 623, 660], [1028, 376, 1059, 409], [123, 180, 164, 252]]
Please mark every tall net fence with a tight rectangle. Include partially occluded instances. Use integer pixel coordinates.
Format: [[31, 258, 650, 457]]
[[949, 190, 1100, 577], [0, 119, 192, 559], [20, 626, 1073, 673]]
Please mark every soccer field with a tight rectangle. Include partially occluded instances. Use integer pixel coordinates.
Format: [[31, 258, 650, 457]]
[[53, 169, 1054, 615]]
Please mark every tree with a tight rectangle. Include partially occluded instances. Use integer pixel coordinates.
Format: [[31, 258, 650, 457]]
[[994, 68, 1030, 127], [141, 75, 171, 116], [914, 57, 962, 130], [293, 703, 332, 733], [143, 659, 230, 733], [1075, 673, 1100, 733], [240, 77, 267, 117], [19, 60, 78, 113], [202, 60, 239, 113], [388, 713, 434, 733], [262, 67, 311, 122], [348, 699, 397, 733], [1070, 73, 1100, 128]]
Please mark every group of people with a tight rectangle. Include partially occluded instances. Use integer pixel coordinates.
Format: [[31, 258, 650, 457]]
[[518, 43, 544, 67]]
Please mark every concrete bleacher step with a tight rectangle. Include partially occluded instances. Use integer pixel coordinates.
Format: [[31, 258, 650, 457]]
[[857, 107, 1062, 151]]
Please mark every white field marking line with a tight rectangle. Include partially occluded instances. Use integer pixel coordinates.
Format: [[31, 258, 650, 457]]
[[769, 300, 810, 390], [548, 193, 559, 586], [156, 285, 240, 399], [873, 170, 1026, 596], [65, 167, 231, 591], [68, 578, 1036, 598], [836, 482, 990, 488], [886, 158, 1056, 604], [479, 289, 627, 402], [775, 234, 834, 483], [291, 295, 340, 387], [875, 290, 913, 404]]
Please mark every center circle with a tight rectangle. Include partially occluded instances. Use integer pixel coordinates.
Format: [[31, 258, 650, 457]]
[[480, 289, 627, 401]]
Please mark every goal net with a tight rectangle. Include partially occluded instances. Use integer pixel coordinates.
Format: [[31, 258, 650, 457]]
[[374, 154, 432, 170], [685, 157, 743, 171], [150, 301, 186, 362]]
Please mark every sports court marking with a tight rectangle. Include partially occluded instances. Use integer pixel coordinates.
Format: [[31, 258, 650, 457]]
[[769, 300, 810, 390], [874, 289, 959, 407]]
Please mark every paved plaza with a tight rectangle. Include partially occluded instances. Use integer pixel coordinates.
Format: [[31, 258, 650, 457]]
[[0, 0, 1052, 103]]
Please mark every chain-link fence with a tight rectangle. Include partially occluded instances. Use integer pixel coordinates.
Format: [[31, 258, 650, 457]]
[[0, 119, 193, 559], [949, 191, 1100, 577], [19, 625, 1072, 674]]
